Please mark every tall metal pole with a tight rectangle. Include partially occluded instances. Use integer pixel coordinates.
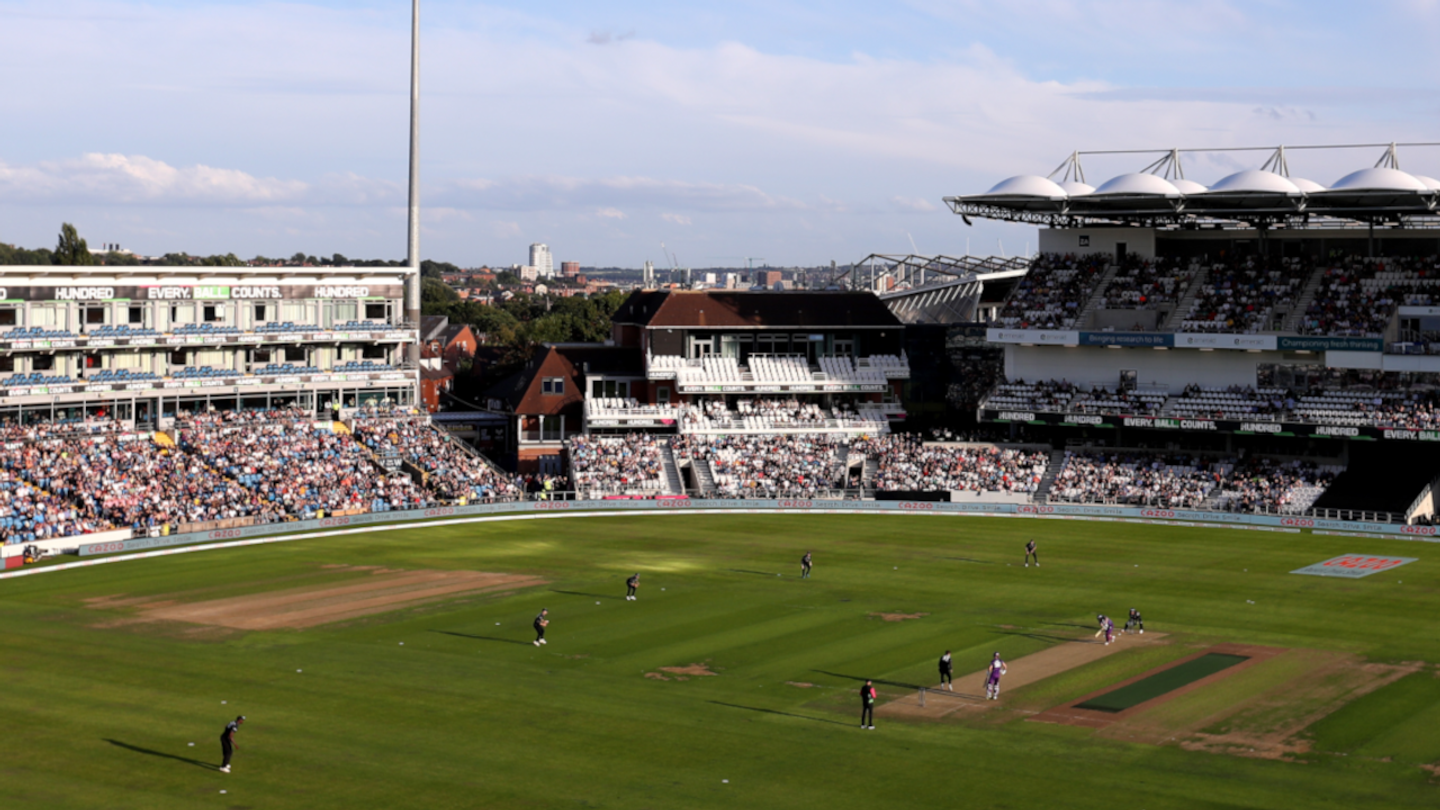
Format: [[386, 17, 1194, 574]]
[[405, 0, 422, 365]]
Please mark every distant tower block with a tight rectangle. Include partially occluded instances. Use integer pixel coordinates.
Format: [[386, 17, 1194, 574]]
[[561, 261, 580, 278], [642, 260, 655, 288], [529, 243, 554, 279]]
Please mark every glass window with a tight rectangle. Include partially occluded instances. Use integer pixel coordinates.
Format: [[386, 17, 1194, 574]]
[[284, 346, 307, 363], [0, 309, 16, 327], [85, 307, 106, 325], [365, 302, 386, 320], [542, 377, 564, 395], [128, 305, 144, 325]]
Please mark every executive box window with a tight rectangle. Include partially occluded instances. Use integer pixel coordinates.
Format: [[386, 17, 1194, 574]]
[[365, 302, 386, 320], [0, 356, 14, 373], [32, 355, 55, 372], [128, 305, 144, 325], [362, 345, 386, 360], [203, 304, 223, 322], [253, 303, 272, 322], [284, 346, 307, 363], [0, 309, 17, 327], [542, 377, 565, 395], [83, 306, 106, 325], [591, 379, 628, 398]]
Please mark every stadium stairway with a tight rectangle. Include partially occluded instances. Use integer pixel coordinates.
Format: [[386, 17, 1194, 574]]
[[152, 431, 176, 449], [689, 457, 718, 497], [1031, 449, 1066, 504], [1162, 267, 1208, 331], [331, 421, 352, 435], [660, 444, 685, 495], [1282, 267, 1328, 333], [1072, 261, 1121, 329], [861, 456, 878, 489]]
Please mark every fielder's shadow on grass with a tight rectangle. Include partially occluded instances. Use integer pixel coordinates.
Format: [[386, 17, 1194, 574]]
[[709, 702, 852, 727], [728, 569, 782, 577], [431, 630, 534, 646], [941, 557, 1001, 565], [549, 590, 621, 600], [810, 670, 924, 690], [104, 739, 216, 771]]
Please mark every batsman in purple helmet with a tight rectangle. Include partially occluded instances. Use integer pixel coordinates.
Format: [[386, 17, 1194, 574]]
[[1095, 613, 1115, 646], [984, 652, 1008, 700]]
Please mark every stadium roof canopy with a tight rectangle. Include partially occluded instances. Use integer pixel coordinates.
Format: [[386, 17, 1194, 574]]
[[945, 143, 1440, 229]]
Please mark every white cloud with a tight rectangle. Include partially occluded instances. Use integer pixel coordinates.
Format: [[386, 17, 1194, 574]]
[[595, 207, 627, 219], [891, 196, 938, 213], [660, 213, 693, 225], [0, 153, 308, 204]]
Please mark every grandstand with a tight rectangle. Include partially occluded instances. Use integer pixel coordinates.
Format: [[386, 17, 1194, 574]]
[[0, 265, 418, 426]]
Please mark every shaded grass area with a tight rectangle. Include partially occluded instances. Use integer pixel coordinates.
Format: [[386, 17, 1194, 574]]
[[1, 515, 1439, 808], [1077, 653, 1250, 712], [1306, 670, 1440, 762]]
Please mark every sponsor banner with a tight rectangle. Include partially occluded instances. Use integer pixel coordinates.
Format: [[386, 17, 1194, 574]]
[[1079, 331, 1174, 348], [986, 328, 1079, 346], [1173, 333, 1278, 351], [979, 409, 1440, 443], [1277, 336, 1384, 352], [73, 498, 1439, 558], [1291, 554, 1419, 578], [0, 283, 405, 302], [1397, 306, 1440, 317]]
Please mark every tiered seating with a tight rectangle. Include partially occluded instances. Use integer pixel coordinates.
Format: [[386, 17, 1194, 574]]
[[1300, 256, 1440, 337], [735, 398, 828, 429], [995, 253, 1109, 329], [1074, 388, 1167, 415], [586, 397, 680, 420], [672, 433, 841, 497], [748, 355, 812, 383], [1167, 385, 1286, 419], [647, 354, 688, 375], [865, 354, 909, 376], [1, 373, 75, 387], [173, 323, 241, 336], [179, 409, 425, 516], [983, 379, 1078, 412], [1049, 451, 1218, 508], [333, 361, 396, 374], [1, 326, 76, 340], [88, 369, 161, 384], [334, 320, 387, 330], [567, 434, 667, 494], [1094, 255, 1198, 311], [818, 356, 885, 383], [353, 413, 523, 501], [88, 324, 160, 338], [1209, 458, 1340, 514], [255, 363, 322, 375], [1181, 256, 1312, 333], [256, 321, 320, 334], [172, 366, 240, 380], [676, 355, 741, 385], [856, 435, 1047, 494]]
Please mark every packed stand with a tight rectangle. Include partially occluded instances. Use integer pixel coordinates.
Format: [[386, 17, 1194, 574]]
[[855, 434, 1047, 494], [994, 253, 1110, 329], [1180, 256, 1313, 333], [1210, 458, 1339, 514], [179, 408, 426, 517], [1300, 255, 1440, 338], [353, 412, 523, 502], [1093, 255, 1198, 313], [672, 434, 843, 497], [567, 434, 668, 495], [1049, 451, 1218, 508]]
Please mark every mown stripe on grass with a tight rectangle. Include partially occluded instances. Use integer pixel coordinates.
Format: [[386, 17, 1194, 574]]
[[1076, 653, 1250, 713]]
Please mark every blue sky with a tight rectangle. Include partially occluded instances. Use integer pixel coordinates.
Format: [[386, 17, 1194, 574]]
[[2, 1, 1439, 267]]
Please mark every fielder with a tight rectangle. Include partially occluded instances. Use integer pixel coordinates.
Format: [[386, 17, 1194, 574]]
[[800, 551, 813, 579], [1024, 539, 1039, 567], [984, 652, 1008, 700], [1124, 607, 1144, 634], [533, 608, 549, 646], [938, 650, 954, 691], [219, 715, 244, 773], [626, 573, 640, 601]]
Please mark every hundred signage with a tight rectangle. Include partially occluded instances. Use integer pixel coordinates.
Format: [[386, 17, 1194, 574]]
[[981, 408, 1438, 442], [987, 329, 1384, 353], [0, 284, 404, 302]]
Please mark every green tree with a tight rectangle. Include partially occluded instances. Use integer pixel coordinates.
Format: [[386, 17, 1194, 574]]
[[53, 223, 95, 266], [421, 278, 459, 308]]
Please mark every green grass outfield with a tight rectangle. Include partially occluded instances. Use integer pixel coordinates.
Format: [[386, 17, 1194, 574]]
[[2, 513, 1439, 809]]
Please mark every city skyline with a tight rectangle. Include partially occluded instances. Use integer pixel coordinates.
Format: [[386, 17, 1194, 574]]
[[2, 1, 1439, 267]]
